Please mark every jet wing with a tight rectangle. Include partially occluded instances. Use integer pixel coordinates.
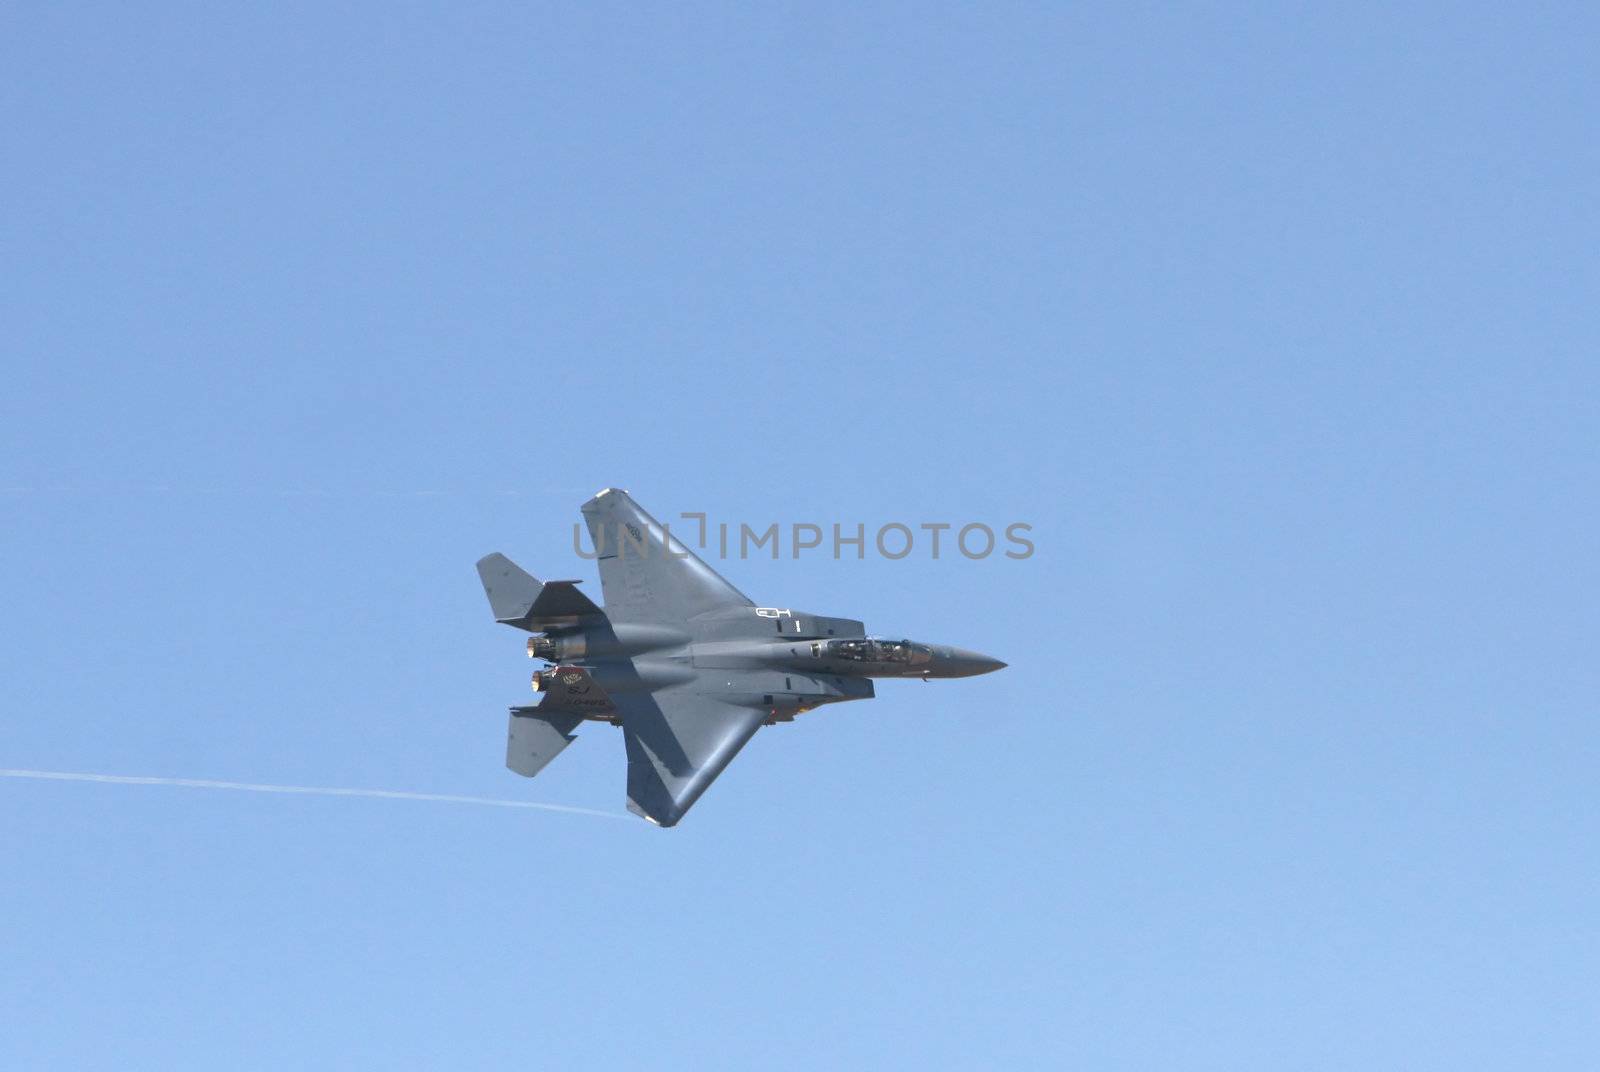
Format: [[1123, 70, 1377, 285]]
[[580, 489, 752, 625], [612, 688, 766, 827]]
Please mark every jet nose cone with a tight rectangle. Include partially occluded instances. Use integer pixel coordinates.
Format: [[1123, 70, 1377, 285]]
[[942, 648, 1008, 677]]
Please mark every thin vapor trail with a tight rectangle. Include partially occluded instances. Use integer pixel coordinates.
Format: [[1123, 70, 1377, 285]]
[[0, 768, 625, 820]]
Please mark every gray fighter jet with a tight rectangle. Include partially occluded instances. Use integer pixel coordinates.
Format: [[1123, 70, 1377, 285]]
[[475, 489, 1006, 827]]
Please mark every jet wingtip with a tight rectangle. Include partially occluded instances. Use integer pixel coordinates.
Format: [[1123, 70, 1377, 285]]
[[582, 486, 639, 517], [626, 798, 679, 828]]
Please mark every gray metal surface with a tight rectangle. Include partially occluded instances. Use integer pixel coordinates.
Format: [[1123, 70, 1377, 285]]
[[505, 709, 583, 778], [477, 488, 1005, 827]]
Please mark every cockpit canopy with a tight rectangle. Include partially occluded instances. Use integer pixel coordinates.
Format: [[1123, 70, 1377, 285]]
[[823, 637, 932, 665]]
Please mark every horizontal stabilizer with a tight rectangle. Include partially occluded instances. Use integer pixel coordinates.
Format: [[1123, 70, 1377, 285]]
[[476, 553, 603, 630], [506, 708, 583, 778], [528, 580, 602, 624]]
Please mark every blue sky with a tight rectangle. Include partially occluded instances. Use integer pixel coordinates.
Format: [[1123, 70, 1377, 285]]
[[2, 3, 1596, 1068]]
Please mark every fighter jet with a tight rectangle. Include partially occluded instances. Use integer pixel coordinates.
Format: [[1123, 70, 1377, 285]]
[[475, 489, 1006, 827]]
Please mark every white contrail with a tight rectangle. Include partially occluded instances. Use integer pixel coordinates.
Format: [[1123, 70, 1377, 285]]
[[0, 768, 625, 820]]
